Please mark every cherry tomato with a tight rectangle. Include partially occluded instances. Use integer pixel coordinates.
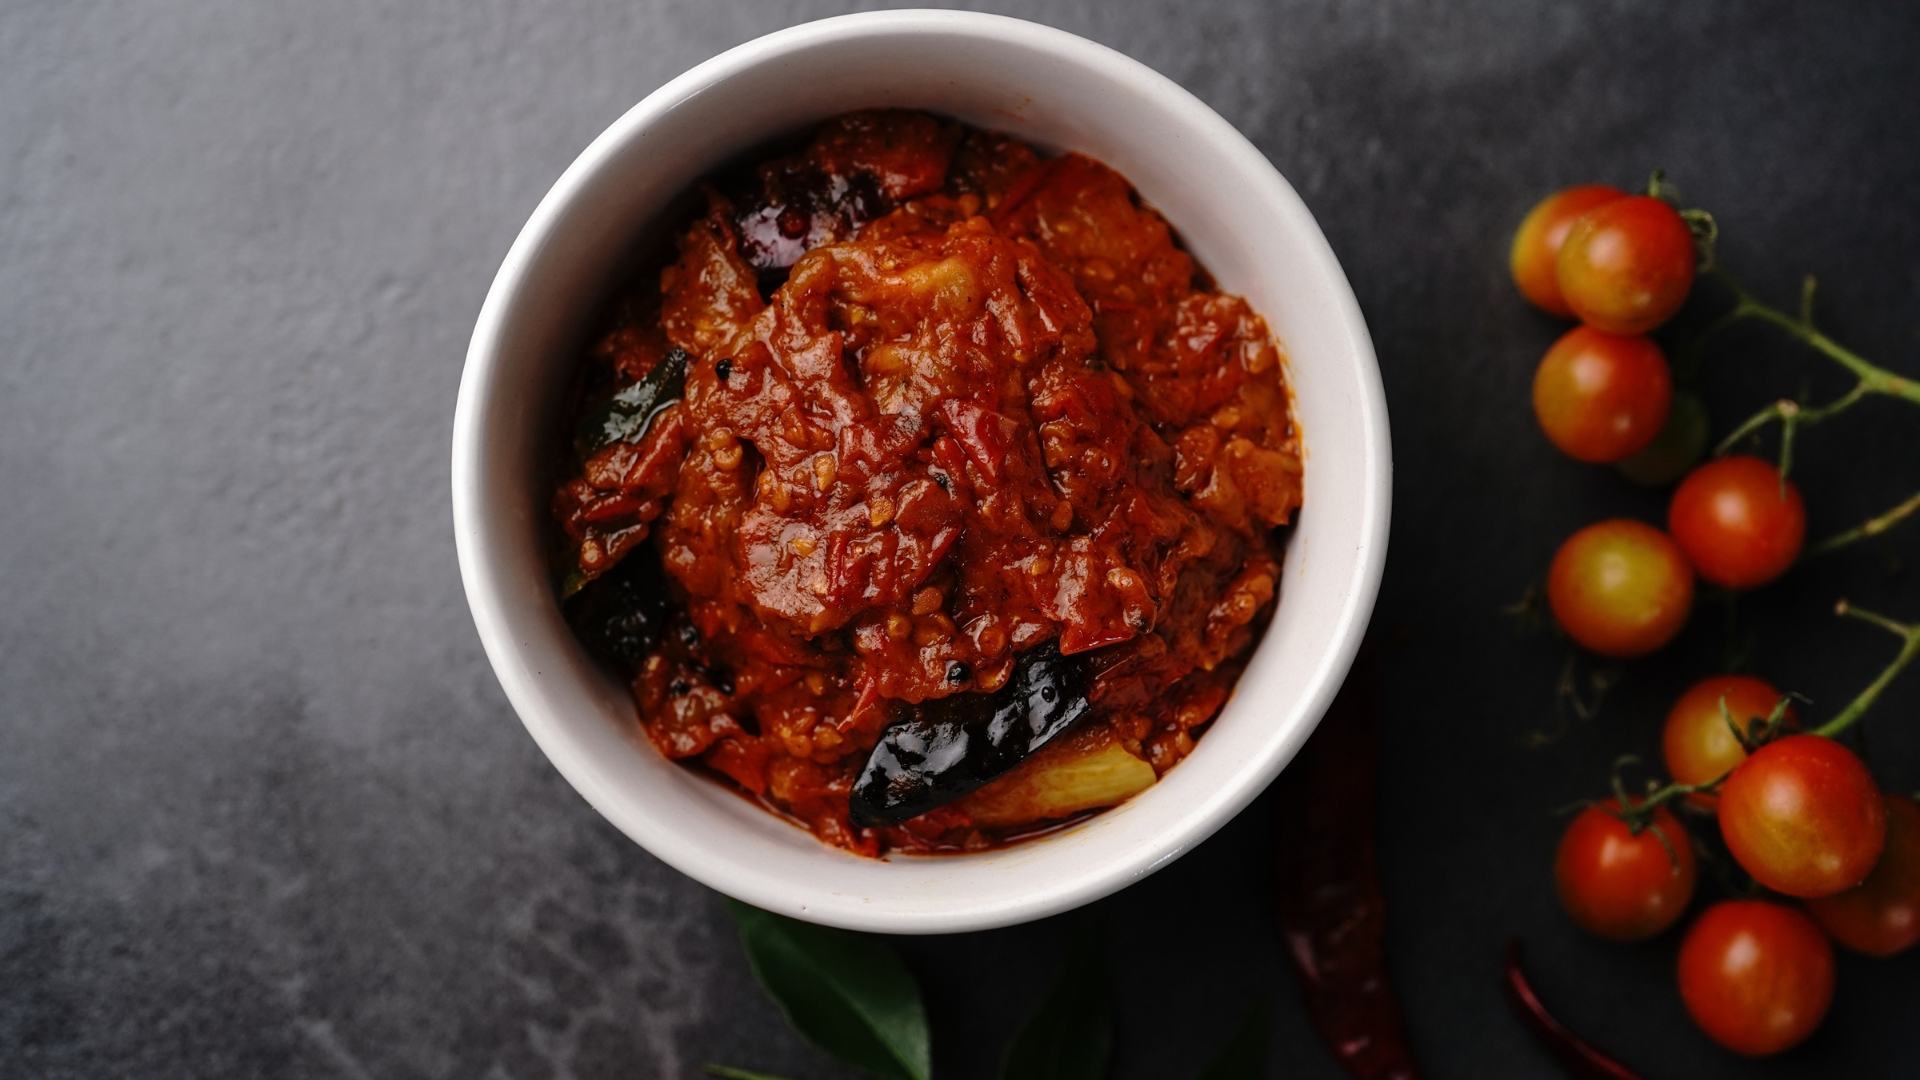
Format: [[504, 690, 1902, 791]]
[[1677, 900, 1833, 1057], [1719, 734, 1886, 898], [1547, 519, 1694, 657], [1554, 798, 1696, 941], [1557, 195, 1697, 334], [1806, 794, 1920, 956], [1510, 184, 1627, 316], [1531, 327, 1672, 463], [1668, 455, 1806, 590], [1661, 674, 1793, 809], [1616, 389, 1708, 487]]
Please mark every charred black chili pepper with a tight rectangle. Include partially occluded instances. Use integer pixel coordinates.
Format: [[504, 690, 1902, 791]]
[[1272, 644, 1423, 1080], [849, 641, 1090, 827], [562, 545, 670, 680], [574, 346, 688, 459], [1503, 940, 1645, 1080]]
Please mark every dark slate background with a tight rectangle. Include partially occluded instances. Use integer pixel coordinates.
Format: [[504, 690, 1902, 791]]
[[4, 1, 1918, 1077]]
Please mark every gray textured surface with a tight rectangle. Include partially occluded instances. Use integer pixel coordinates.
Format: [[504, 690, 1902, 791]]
[[4, 1, 1918, 1078]]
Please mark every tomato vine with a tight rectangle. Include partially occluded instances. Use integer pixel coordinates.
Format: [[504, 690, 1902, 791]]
[[1510, 173, 1920, 1061]]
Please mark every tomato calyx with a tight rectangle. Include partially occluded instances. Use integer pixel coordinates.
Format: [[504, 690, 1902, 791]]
[[1643, 168, 1679, 201], [1680, 209, 1718, 269], [1645, 168, 1719, 273], [1721, 689, 1799, 755], [1583, 756, 1709, 871]]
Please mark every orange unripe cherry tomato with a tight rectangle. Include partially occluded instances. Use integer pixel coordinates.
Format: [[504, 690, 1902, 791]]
[[1510, 184, 1627, 316], [1677, 900, 1833, 1057], [1806, 794, 1920, 956], [1554, 798, 1696, 942], [1718, 734, 1886, 898], [1548, 519, 1694, 657], [1669, 455, 1806, 589], [1557, 195, 1697, 334], [1661, 674, 1793, 810], [1532, 326, 1672, 463]]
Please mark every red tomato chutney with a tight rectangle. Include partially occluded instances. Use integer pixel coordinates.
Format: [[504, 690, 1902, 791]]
[[552, 111, 1301, 855]]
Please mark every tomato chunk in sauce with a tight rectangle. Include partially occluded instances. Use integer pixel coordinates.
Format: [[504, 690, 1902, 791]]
[[553, 111, 1301, 856]]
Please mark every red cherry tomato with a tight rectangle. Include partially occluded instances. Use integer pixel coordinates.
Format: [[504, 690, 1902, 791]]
[[1557, 195, 1697, 334], [1668, 456, 1806, 589], [1719, 734, 1887, 898], [1554, 798, 1696, 941], [1531, 327, 1672, 463], [1806, 794, 1920, 956], [1661, 675, 1794, 809], [1547, 519, 1694, 657], [1510, 184, 1627, 316], [1677, 900, 1834, 1057]]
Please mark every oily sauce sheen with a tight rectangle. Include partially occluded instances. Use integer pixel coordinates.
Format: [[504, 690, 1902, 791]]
[[552, 111, 1302, 856]]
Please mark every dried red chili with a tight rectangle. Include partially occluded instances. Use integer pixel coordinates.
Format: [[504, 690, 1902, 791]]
[[1271, 646, 1423, 1080], [1503, 940, 1645, 1080]]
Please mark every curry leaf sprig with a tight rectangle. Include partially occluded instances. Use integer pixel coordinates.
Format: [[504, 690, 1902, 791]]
[[711, 900, 931, 1080], [1000, 913, 1114, 1080], [707, 904, 1270, 1080]]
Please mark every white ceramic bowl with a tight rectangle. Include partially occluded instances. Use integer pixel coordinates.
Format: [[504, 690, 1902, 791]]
[[453, 9, 1389, 933]]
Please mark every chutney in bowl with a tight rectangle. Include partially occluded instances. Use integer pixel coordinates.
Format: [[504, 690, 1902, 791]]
[[453, 9, 1389, 932]]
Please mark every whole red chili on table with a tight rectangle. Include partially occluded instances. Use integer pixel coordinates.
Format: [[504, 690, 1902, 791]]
[[1503, 941, 1645, 1080], [1272, 645, 1423, 1080]]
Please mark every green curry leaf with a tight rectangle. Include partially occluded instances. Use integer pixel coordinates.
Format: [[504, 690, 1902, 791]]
[[573, 346, 688, 459], [1000, 912, 1113, 1080], [727, 900, 932, 1080], [1193, 1001, 1269, 1080]]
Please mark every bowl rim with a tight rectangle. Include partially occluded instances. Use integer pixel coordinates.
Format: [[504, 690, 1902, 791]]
[[453, 8, 1391, 933]]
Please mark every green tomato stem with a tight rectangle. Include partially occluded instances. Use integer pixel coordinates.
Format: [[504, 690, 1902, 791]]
[[1601, 756, 1720, 828], [1708, 267, 1920, 407], [1814, 602, 1920, 738], [1804, 488, 1920, 561], [1713, 382, 1870, 473], [1723, 692, 1796, 752]]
